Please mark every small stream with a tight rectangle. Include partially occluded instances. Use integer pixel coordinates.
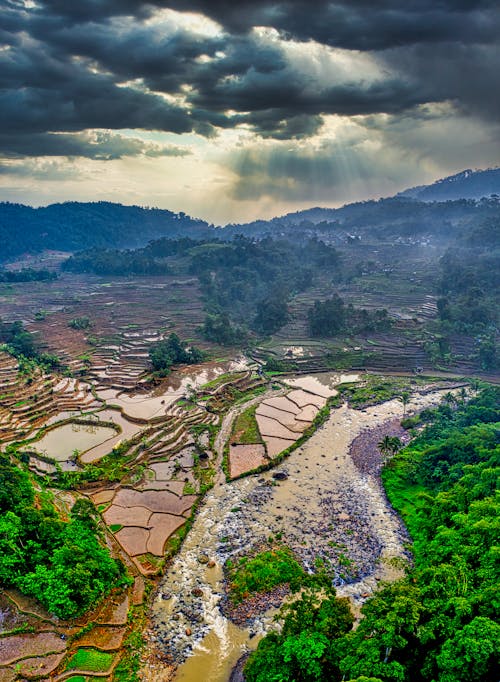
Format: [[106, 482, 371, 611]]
[[145, 378, 450, 682]]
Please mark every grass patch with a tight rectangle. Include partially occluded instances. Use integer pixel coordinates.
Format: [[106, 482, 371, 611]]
[[183, 481, 196, 495], [200, 372, 245, 390], [336, 374, 412, 408], [66, 648, 115, 673], [109, 524, 123, 533], [114, 629, 144, 682], [227, 546, 304, 604], [231, 404, 262, 445]]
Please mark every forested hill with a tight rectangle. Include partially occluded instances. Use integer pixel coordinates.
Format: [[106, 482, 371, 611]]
[[226, 195, 500, 243], [398, 167, 500, 202], [2, 192, 500, 263], [0, 201, 211, 260]]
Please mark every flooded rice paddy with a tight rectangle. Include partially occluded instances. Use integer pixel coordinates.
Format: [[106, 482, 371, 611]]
[[28, 421, 118, 461]]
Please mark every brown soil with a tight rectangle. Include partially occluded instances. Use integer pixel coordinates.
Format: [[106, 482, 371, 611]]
[[76, 625, 126, 651], [229, 444, 267, 479], [0, 632, 66, 666]]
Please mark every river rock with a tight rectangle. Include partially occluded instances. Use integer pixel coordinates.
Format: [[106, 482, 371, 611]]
[[272, 471, 288, 480], [198, 554, 209, 564]]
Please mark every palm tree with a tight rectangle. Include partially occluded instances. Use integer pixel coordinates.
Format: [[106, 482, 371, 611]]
[[378, 435, 393, 463], [399, 391, 410, 416], [378, 435, 403, 464], [443, 391, 458, 409]]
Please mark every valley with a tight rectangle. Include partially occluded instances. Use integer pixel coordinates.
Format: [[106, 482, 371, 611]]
[[0, 188, 498, 682]]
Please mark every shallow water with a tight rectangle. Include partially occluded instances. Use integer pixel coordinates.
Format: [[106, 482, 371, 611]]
[[29, 422, 117, 461], [97, 358, 250, 419]]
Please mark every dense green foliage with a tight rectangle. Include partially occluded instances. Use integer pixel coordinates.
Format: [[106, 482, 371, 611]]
[[62, 236, 201, 275], [0, 318, 62, 369], [435, 232, 499, 369], [63, 247, 172, 276], [227, 546, 305, 604], [194, 236, 339, 334], [148, 332, 204, 375], [438, 249, 499, 330], [3, 196, 500, 263], [0, 201, 210, 260], [245, 575, 355, 681], [0, 456, 126, 618], [201, 312, 247, 346], [0, 318, 37, 357], [246, 386, 500, 681], [0, 268, 56, 282], [308, 295, 391, 337]]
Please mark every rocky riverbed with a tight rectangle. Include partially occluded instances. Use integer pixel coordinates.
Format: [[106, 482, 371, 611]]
[[141, 380, 456, 682]]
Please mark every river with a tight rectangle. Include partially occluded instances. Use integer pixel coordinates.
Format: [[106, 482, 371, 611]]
[[141, 376, 452, 682]]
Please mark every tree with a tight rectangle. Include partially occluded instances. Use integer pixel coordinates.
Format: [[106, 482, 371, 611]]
[[245, 578, 354, 682], [378, 436, 402, 464], [253, 298, 289, 335], [202, 313, 247, 346], [398, 392, 410, 416], [308, 295, 345, 337], [436, 617, 500, 682], [71, 498, 99, 532], [149, 333, 204, 375]]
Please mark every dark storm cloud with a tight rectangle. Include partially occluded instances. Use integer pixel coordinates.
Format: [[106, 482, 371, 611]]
[[165, 0, 500, 50], [1, 0, 499, 158], [0, 131, 189, 160], [35, 0, 497, 50]]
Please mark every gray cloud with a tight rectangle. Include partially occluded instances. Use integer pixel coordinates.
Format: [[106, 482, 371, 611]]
[[0, 159, 83, 181], [0, 131, 190, 160], [225, 110, 500, 204], [0, 0, 499, 158]]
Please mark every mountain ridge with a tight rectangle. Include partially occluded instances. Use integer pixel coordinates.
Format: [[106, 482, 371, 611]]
[[2, 167, 500, 261]]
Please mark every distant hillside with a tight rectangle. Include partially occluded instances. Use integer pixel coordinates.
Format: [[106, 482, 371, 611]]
[[397, 167, 500, 202], [0, 201, 211, 262], [228, 196, 500, 246], [3, 168, 500, 262]]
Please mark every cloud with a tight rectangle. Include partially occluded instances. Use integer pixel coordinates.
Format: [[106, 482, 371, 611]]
[[224, 110, 500, 204], [2, 0, 498, 152], [163, 1, 500, 49], [0, 131, 190, 160], [0, 0, 499, 221], [0, 159, 83, 181]]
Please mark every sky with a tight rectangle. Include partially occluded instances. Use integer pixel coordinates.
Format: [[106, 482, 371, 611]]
[[1, 0, 499, 225]]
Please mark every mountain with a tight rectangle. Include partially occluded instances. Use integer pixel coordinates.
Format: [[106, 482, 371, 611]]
[[2, 168, 500, 263], [226, 195, 500, 246], [0, 201, 211, 262], [397, 167, 500, 202]]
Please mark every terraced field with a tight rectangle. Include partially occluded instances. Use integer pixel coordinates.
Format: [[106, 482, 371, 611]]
[[0, 272, 209, 380], [0, 351, 273, 680], [0, 256, 495, 681]]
